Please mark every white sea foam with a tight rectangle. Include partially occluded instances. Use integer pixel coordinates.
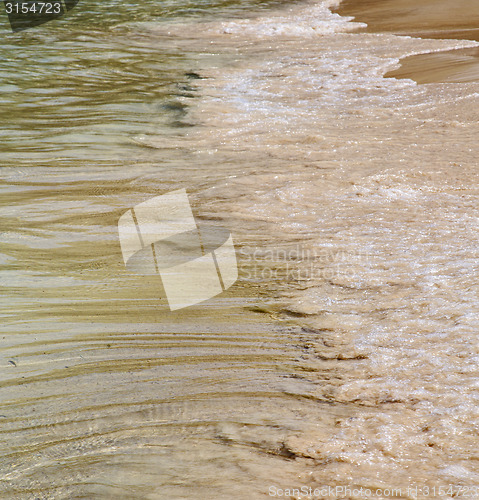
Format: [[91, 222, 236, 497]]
[[219, 1, 365, 36], [178, 0, 479, 489]]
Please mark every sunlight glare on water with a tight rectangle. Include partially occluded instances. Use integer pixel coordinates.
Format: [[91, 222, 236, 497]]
[[2, 0, 479, 497]]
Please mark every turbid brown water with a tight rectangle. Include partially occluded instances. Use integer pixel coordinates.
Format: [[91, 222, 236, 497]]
[[2, 0, 479, 498]]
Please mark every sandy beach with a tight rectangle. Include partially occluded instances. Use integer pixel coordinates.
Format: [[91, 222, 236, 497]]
[[335, 0, 479, 83], [335, 0, 479, 40]]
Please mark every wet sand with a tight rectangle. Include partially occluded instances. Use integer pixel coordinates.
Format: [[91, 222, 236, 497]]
[[334, 0, 479, 40], [386, 47, 479, 84], [335, 0, 479, 83]]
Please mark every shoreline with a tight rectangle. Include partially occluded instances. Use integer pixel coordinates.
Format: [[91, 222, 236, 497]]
[[334, 0, 479, 83], [385, 46, 479, 84]]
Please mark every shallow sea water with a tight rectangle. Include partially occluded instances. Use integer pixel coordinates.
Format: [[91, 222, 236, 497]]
[[1, 0, 479, 498]]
